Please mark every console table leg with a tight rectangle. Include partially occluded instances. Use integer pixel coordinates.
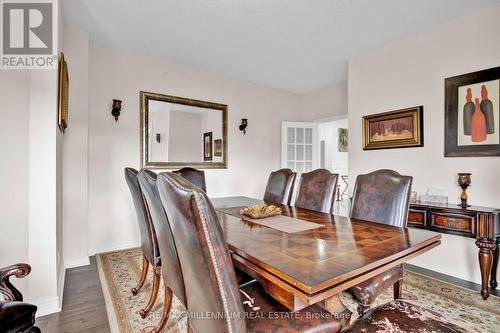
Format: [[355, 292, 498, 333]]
[[490, 237, 499, 289], [475, 238, 495, 300]]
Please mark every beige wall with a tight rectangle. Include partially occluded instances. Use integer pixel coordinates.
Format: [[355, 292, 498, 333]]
[[86, 43, 301, 254], [299, 81, 347, 121], [168, 111, 203, 161], [348, 4, 500, 284]]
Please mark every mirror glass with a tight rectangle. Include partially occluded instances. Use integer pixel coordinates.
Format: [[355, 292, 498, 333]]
[[141, 92, 227, 169]]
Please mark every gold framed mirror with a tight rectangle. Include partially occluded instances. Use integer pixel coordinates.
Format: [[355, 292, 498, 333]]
[[140, 91, 228, 169]]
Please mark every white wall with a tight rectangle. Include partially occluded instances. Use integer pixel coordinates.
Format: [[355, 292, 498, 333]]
[[348, 4, 500, 284], [62, 24, 90, 269], [299, 81, 348, 121], [0, 71, 30, 296], [86, 43, 301, 254], [318, 118, 348, 176]]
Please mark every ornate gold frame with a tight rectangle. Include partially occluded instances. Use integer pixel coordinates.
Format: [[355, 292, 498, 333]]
[[140, 91, 228, 169], [363, 106, 424, 150], [57, 52, 69, 133]]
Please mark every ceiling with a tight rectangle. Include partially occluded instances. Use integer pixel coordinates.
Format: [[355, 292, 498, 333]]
[[64, 0, 500, 94]]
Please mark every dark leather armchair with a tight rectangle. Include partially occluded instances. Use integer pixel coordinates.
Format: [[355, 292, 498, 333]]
[[295, 169, 339, 214], [157, 172, 341, 333], [172, 167, 206, 192], [263, 168, 296, 205], [0, 263, 40, 333], [124, 168, 161, 319], [347, 169, 413, 314]]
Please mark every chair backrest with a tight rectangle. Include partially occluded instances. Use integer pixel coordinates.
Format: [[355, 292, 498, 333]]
[[138, 169, 187, 305], [172, 167, 207, 192], [263, 168, 296, 205], [124, 168, 159, 265], [295, 169, 339, 214], [157, 172, 246, 333], [350, 169, 413, 227]]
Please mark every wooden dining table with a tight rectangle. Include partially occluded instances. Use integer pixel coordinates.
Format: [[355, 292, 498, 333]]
[[211, 196, 442, 326]]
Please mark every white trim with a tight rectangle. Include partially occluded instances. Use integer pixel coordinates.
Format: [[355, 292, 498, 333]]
[[34, 297, 61, 317], [64, 256, 91, 269], [89, 240, 140, 256], [57, 265, 66, 310]]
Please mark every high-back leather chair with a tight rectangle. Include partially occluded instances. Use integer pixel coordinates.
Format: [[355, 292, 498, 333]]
[[347, 169, 413, 314], [350, 169, 412, 227], [263, 168, 296, 205], [138, 170, 187, 332], [295, 169, 339, 214], [124, 168, 161, 318], [172, 167, 207, 192], [157, 172, 341, 333]]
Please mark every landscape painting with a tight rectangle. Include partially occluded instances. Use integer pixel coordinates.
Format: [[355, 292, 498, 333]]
[[363, 106, 423, 150], [203, 132, 212, 161], [338, 128, 348, 152]]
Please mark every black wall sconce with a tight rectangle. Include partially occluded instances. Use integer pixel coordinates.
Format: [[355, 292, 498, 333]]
[[111, 99, 122, 122], [239, 118, 248, 134], [156, 133, 161, 143]]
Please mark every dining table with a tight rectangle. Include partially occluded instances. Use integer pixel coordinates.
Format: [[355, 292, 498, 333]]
[[211, 196, 442, 327]]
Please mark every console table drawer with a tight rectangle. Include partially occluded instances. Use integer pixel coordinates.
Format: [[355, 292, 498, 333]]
[[408, 209, 426, 228], [428, 211, 475, 237]]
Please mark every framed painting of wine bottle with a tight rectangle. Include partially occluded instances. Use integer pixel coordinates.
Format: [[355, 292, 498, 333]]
[[445, 66, 500, 157]]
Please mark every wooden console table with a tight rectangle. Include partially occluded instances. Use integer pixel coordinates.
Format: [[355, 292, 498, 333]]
[[408, 202, 499, 300]]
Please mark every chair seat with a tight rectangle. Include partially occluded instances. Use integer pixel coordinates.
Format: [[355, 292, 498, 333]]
[[344, 300, 475, 333], [241, 282, 341, 333], [0, 301, 37, 333], [346, 265, 402, 305]]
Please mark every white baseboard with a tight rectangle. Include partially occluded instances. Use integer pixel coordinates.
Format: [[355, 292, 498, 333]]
[[35, 296, 61, 317], [64, 256, 90, 269], [89, 240, 140, 256]]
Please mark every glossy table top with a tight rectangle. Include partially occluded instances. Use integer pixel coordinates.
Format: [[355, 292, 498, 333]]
[[213, 196, 441, 294]]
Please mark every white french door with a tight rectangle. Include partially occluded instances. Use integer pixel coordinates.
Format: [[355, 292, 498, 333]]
[[281, 121, 319, 175]]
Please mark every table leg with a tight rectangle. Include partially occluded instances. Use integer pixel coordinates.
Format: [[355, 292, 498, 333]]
[[321, 294, 352, 328], [490, 236, 499, 289], [475, 238, 496, 300]]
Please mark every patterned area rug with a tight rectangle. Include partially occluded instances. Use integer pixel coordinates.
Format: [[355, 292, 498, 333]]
[[97, 248, 500, 333]]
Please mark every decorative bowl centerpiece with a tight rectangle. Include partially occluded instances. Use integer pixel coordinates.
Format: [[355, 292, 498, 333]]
[[240, 204, 282, 219]]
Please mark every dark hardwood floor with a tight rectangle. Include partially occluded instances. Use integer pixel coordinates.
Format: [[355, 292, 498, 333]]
[[36, 256, 110, 333], [33, 254, 498, 332]]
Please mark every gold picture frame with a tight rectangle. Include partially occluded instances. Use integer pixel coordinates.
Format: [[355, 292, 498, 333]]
[[363, 106, 424, 150], [58, 52, 69, 133], [140, 91, 228, 169]]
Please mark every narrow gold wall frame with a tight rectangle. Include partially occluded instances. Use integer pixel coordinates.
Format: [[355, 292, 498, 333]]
[[57, 52, 69, 133]]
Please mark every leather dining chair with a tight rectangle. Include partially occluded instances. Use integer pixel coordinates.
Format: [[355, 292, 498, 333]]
[[157, 172, 342, 333], [138, 169, 187, 333], [263, 168, 296, 205], [172, 167, 207, 192], [0, 263, 40, 333], [347, 169, 413, 314], [124, 168, 161, 319], [344, 300, 473, 333], [295, 169, 339, 214]]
